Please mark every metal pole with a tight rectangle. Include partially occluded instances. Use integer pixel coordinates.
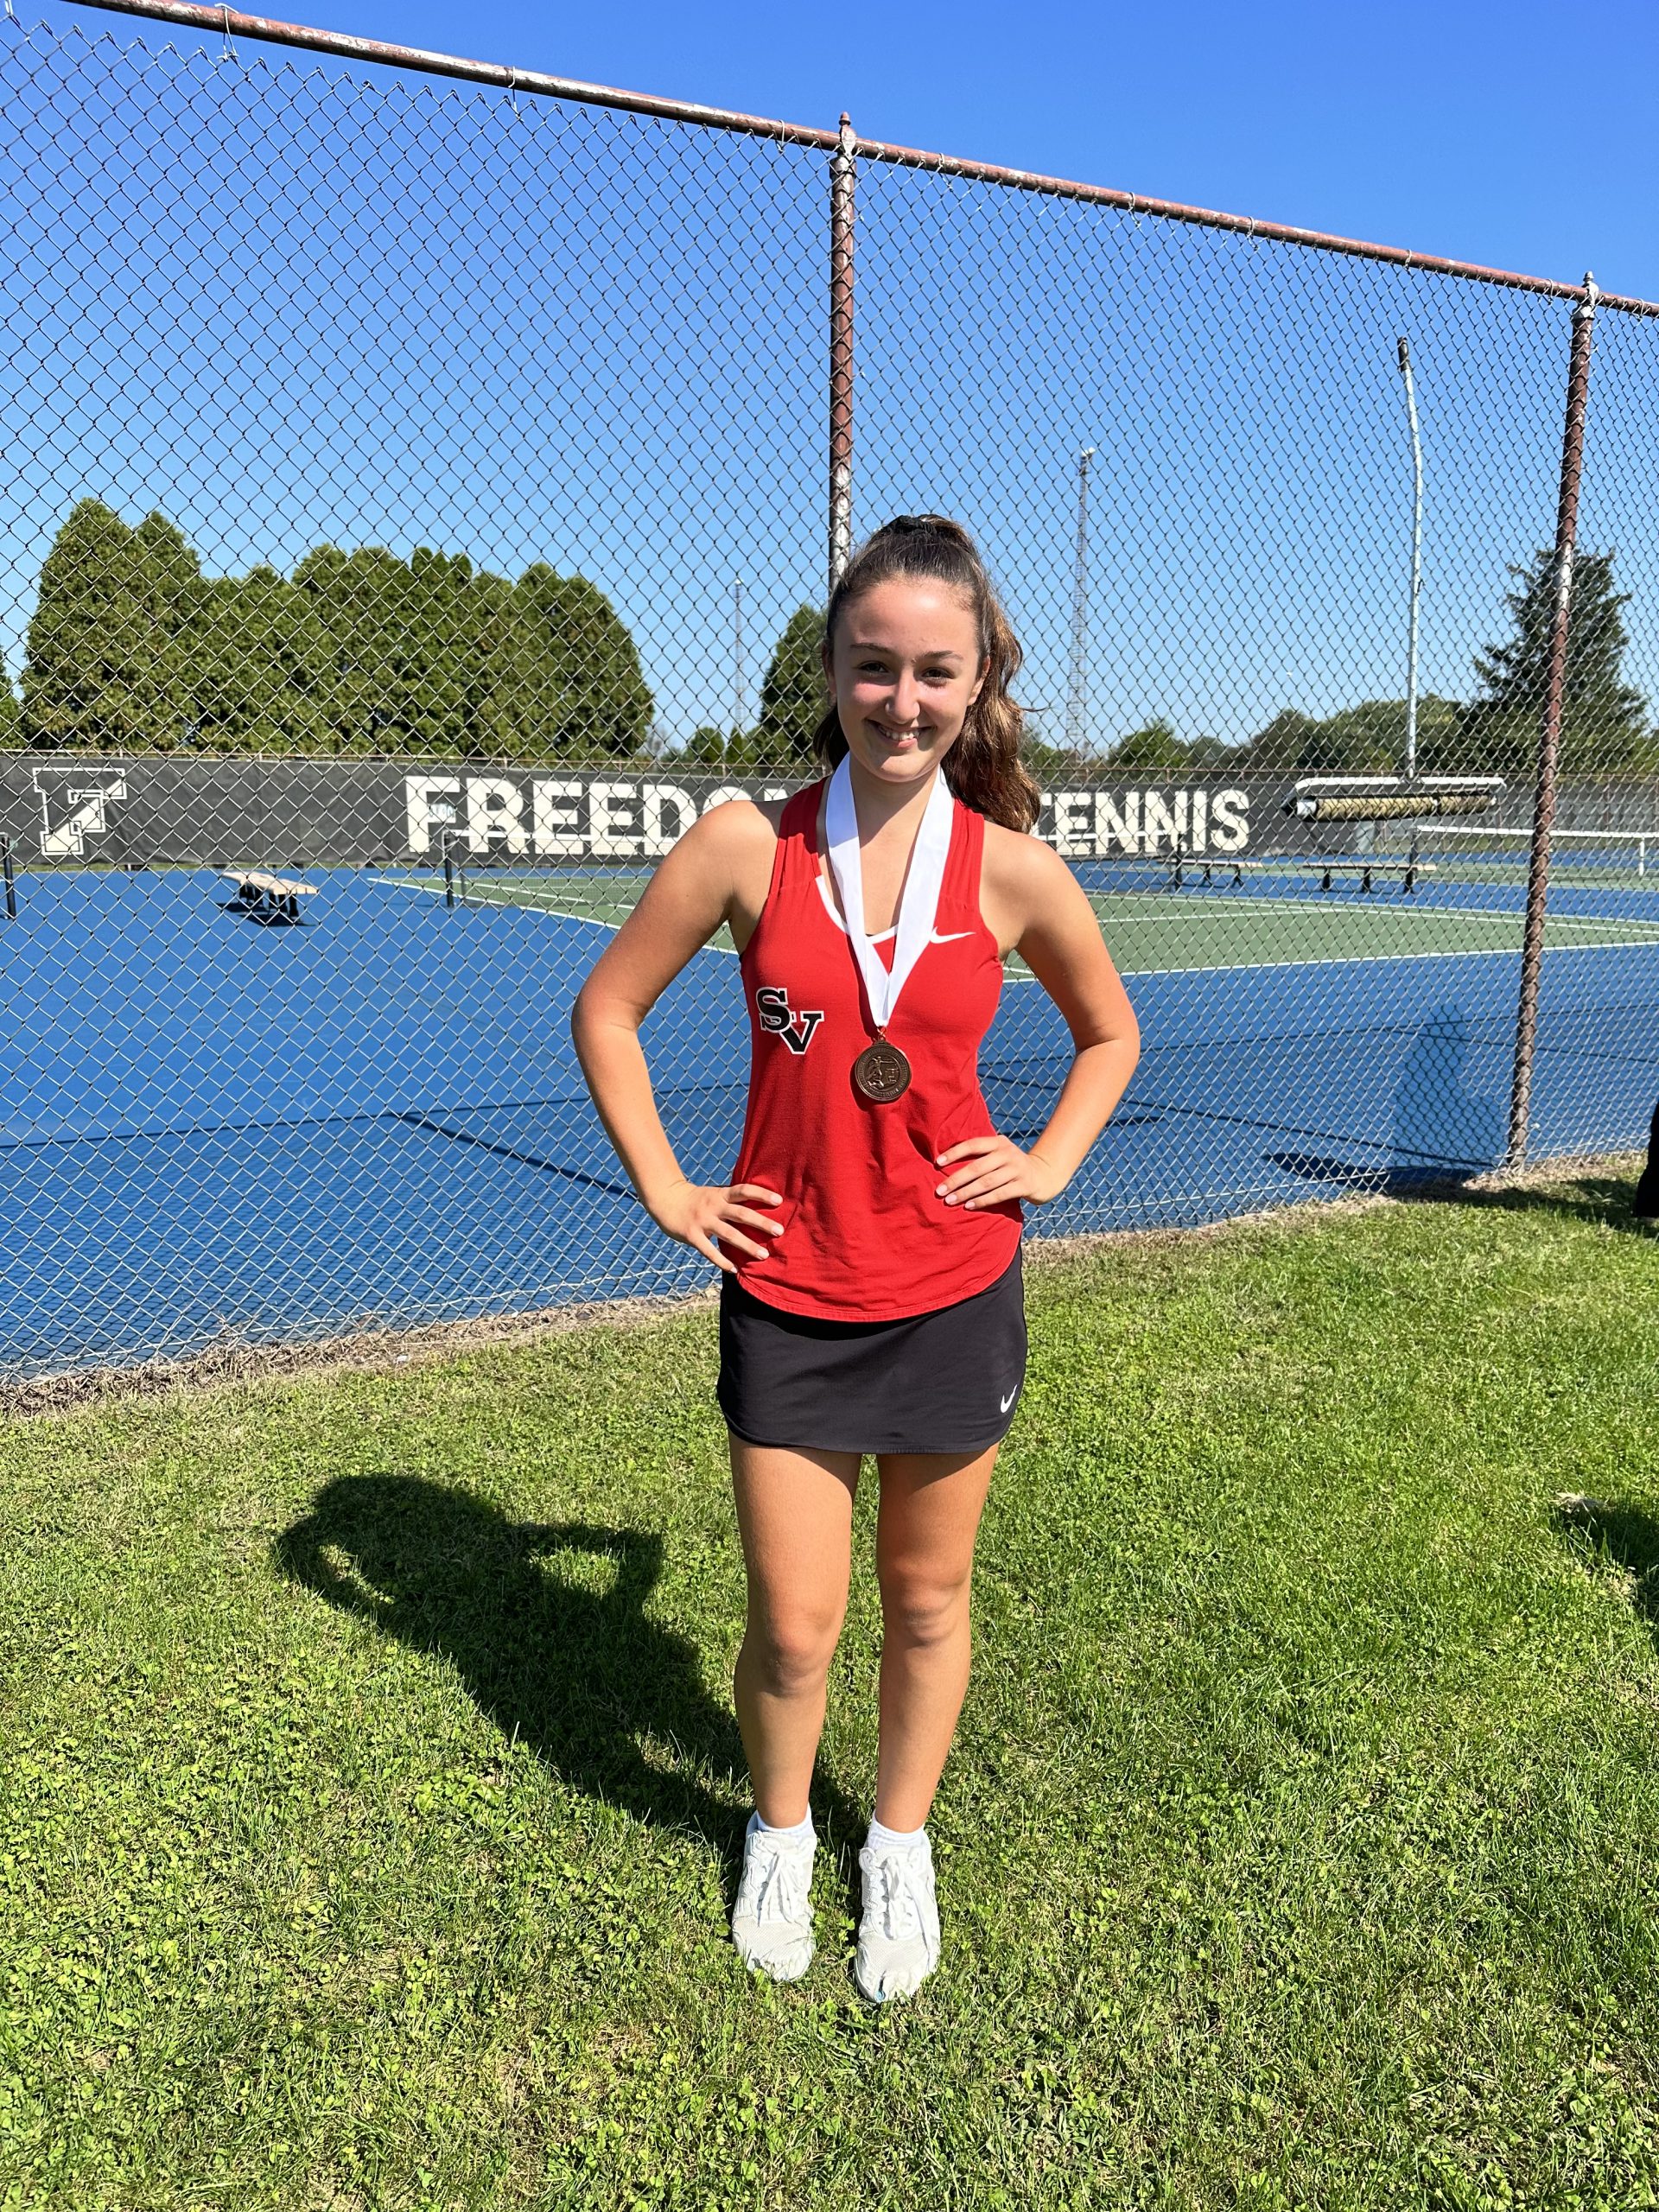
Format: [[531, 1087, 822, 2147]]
[[2, 836, 14, 923], [732, 576, 745, 760], [442, 829, 456, 912], [1508, 273, 1598, 1168], [1397, 338, 1423, 783], [45, 2, 1659, 321], [829, 113, 855, 598], [1065, 447, 1095, 754], [1397, 336, 1424, 880]]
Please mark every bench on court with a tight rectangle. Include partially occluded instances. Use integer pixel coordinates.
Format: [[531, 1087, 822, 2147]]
[[1164, 853, 1436, 896], [218, 868, 317, 924]]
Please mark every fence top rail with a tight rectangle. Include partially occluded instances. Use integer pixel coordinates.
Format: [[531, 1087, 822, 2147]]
[[56, 0, 1659, 318]]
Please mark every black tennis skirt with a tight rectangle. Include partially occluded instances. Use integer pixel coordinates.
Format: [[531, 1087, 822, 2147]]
[[717, 1249, 1027, 1456]]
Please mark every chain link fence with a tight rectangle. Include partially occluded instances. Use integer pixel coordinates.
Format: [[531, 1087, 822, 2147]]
[[3, 0, 1656, 1376]]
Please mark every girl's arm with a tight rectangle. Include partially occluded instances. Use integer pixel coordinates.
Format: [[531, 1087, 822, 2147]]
[[938, 832, 1141, 1212], [571, 803, 785, 1276]]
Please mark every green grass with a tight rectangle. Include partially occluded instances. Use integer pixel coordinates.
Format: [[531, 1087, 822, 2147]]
[[5, 1174, 1659, 2209], [385, 869, 1659, 974]]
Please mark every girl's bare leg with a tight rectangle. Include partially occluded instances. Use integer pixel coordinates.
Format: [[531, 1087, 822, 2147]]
[[870, 1446, 999, 1832], [728, 1436, 860, 1826]]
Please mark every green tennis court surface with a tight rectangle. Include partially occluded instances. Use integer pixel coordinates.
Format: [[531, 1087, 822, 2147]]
[[391, 868, 1659, 974], [1083, 892, 1659, 973]]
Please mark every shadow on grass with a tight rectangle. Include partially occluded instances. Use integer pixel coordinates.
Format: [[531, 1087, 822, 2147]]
[[1267, 1153, 1658, 1237], [1406, 1173, 1655, 1236], [1554, 1494, 1659, 1638], [274, 1475, 862, 1867]]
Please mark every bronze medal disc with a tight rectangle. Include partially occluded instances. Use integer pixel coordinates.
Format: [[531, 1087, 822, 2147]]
[[852, 1039, 912, 1104]]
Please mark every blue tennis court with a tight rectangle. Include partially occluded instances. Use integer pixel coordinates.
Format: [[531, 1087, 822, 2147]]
[[3, 861, 1656, 1376]]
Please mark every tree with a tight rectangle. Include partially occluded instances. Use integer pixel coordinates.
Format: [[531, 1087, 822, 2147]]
[[1235, 709, 1317, 776], [18, 504, 658, 761], [20, 499, 193, 747], [514, 566, 654, 760], [1461, 547, 1655, 778], [1237, 697, 1460, 777], [1102, 718, 1193, 773], [0, 661, 17, 745], [175, 564, 333, 753], [755, 606, 825, 761]]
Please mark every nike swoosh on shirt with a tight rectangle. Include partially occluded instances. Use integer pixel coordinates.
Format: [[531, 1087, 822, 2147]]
[[929, 930, 975, 944], [1000, 1389, 1018, 1413]]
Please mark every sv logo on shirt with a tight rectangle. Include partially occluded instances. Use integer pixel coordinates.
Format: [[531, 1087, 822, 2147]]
[[755, 985, 824, 1056]]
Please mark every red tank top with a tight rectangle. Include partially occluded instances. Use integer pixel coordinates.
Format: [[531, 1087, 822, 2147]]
[[728, 779, 1022, 1321]]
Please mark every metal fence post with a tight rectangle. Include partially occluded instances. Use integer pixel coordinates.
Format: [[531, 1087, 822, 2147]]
[[829, 111, 855, 598], [1507, 273, 1599, 1169], [2, 836, 14, 923]]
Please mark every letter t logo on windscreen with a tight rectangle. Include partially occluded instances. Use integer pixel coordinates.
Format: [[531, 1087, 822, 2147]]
[[755, 986, 824, 1056], [33, 767, 130, 859]]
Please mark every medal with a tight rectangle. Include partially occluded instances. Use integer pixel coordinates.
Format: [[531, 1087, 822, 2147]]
[[824, 757, 954, 1108], [851, 1039, 912, 1103]]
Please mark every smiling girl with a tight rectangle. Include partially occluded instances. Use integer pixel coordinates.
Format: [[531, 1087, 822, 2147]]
[[572, 515, 1139, 1999]]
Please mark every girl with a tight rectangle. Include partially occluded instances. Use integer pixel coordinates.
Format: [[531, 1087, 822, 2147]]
[[572, 515, 1139, 1999]]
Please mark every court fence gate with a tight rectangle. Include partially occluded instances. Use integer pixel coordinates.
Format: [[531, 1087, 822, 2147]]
[[2, 0, 1657, 1376]]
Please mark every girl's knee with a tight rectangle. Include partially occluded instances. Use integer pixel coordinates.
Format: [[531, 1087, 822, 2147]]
[[741, 1607, 842, 1695], [879, 1570, 971, 1651]]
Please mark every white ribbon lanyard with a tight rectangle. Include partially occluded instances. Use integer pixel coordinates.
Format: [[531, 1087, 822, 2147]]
[[823, 755, 955, 1034]]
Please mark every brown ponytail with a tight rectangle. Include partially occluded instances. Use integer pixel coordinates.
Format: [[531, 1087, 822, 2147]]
[[813, 514, 1041, 833]]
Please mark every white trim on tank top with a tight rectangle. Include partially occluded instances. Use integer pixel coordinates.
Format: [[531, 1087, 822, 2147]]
[[813, 875, 974, 946], [814, 877, 895, 943]]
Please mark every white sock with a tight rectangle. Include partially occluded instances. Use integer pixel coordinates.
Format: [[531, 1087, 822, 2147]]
[[865, 1816, 928, 1853], [748, 1808, 815, 1847]]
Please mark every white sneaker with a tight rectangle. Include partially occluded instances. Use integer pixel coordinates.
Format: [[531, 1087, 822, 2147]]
[[855, 1839, 940, 2002], [731, 1819, 816, 1983]]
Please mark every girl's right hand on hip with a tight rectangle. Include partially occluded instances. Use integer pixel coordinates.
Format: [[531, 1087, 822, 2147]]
[[647, 1180, 785, 1273]]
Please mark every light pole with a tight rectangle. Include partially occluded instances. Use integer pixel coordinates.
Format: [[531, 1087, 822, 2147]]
[[1065, 446, 1095, 756]]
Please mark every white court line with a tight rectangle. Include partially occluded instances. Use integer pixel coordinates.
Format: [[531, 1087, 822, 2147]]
[[1088, 889, 1659, 931], [1006, 934, 1659, 982], [381, 877, 1659, 980], [380, 875, 741, 953]]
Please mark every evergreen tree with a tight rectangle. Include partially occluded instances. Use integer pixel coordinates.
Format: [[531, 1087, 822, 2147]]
[[21, 499, 191, 747], [18, 505, 658, 762], [1472, 548, 1642, 721], [1462, 547, 1654, 776], [0, 660, 18, 746], [176, 565, 333, 752], [755, 606, 826, 760], [514, 566, 653, 760]]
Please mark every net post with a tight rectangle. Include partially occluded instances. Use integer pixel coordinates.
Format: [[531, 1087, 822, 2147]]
[[1, 835, 13, 922], [829, 112, 855, 599], [442, 828, 456, 911], [1507, 273, 1598, 1170]]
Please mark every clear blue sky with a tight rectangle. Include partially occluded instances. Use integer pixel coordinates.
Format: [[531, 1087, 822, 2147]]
[[8, 0, 1659, 748], [52, 0, 1657, 301]]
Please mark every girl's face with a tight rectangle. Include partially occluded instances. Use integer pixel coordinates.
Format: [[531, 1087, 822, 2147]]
[[824, 578, 988, 793]]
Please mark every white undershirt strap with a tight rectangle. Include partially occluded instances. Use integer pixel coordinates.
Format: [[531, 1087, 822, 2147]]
[[824, 756, 954, 1034]]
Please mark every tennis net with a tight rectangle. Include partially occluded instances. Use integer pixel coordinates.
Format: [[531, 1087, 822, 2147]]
[[1377, 823, 1659, 889]]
